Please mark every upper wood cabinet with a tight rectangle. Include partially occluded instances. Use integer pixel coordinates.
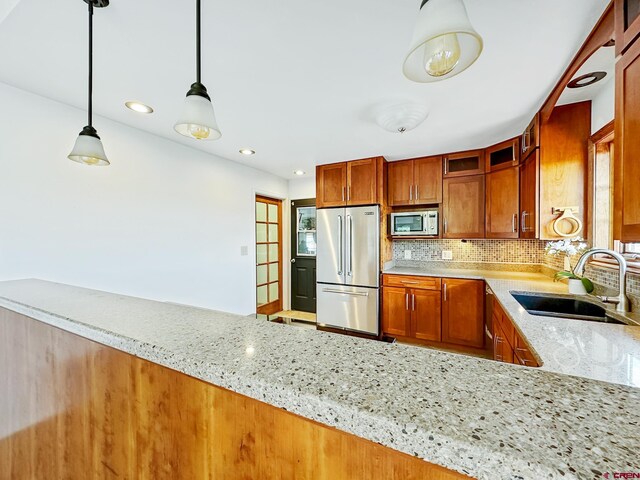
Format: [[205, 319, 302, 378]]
[[442, 175, 485, 239], [441, 278, 484, 349], [521, 114, 540, 161], [388, 156, 442, 207], [519, 150, 539, 239], [443, 150, 485, 178], [616, 0, 640, 55], [615, 37, 640, 241], [316, 157, 383, 208], [486, 166, 520, 239], [485, 138, 520, 172]]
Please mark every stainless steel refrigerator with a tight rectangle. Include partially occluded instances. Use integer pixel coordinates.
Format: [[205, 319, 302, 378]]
[[316, 206, 380, 335]]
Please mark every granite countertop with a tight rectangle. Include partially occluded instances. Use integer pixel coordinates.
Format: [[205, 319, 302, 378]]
[[383, 266, 640, 388], [0, 279, 639, 480]]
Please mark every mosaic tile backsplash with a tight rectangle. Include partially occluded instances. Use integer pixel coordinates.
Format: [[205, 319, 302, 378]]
[[392, 239, 640, 312]]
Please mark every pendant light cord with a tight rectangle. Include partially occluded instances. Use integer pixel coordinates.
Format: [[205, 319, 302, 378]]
[[88, 1, 94, 127], [196, 0, 201, 84]]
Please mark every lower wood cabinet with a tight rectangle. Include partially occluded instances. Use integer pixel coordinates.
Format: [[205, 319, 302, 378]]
[[441, 278, 485, 348], [492, 298, 540, 367]]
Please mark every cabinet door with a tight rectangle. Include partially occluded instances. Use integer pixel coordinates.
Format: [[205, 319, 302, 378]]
[[486, 138, 519, 172], [411, 289, 441, 342], [382, 287, 410, 337], [521, 114, 540, 161], [519, 151, 539, 239], [388, 160, 414, 207], [442, 279, 484, 348], [316, 163, 346, 208], [486, 166, 519, 239], [615, 0, 640, 55], [443, 175, 485, 239], [443, 150, 485, 178], [615, 38, 640, 241], [414, 156, 443, 205], [493, 323, 514, 363], [347, 158, 377, 206]]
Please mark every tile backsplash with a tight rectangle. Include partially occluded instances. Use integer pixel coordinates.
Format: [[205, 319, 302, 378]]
[[392, 238, 640, 312]]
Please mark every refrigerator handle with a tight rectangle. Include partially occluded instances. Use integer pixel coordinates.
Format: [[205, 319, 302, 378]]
[[347, 215, 353, 276], [337, 215, 343, 276]]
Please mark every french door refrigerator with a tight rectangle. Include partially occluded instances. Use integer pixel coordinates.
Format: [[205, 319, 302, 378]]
[[316, 206, 380, 335]]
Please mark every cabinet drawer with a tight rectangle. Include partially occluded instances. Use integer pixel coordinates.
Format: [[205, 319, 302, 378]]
[[514, 334, 540, 367], [383, 275, 441, 290]]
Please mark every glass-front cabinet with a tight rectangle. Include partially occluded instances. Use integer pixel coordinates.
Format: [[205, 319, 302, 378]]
[[296, 206, 316, 256]]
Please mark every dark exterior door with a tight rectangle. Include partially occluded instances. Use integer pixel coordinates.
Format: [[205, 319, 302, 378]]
[[291, 199, 317, 313]]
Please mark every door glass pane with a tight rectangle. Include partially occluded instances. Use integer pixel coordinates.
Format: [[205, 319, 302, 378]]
[[448, 156, 479, 173], [268, 224, 278, 242], [269, 244, 279, 262], [297, 232, 317, 256], [269, 282, 279, 302], [256, 223, 267, 243], [257, 285, 268, 306], [297, 207, 316, 231], [256, 202, 267, 222], [269, 263, 279, 282], [268, 203, 278, 222], [256, 244, 268, 264], [257, 265, 268, 285]]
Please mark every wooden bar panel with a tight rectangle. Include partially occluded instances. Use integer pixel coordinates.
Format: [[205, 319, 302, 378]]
[[0, 307, 470, 480]]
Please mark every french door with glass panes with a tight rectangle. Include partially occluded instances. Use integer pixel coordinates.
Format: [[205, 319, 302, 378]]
[[256, 196, 282, 315]]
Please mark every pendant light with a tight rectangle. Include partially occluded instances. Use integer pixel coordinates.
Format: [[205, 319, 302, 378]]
[[174, 0, 221, 141], [68, 0, 110, 166], [403, 0, 483, 83]]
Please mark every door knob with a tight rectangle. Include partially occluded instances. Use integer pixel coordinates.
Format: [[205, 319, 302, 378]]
[[290, 259, 296, 263]]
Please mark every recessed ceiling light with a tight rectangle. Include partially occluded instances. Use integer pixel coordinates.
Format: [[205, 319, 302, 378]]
[[125, 101, 154, 114], [293, 170, 306, 176], [567, 72, 607, 89], [239, 148, 256, 155]]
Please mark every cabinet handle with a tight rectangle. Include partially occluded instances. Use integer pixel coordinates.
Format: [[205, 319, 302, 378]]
[[409, 185, 413, 201], [515, 347, 528, 353], [512, 213, 518, 233], [412, 294, 415, 311], [496, 354, 503, 361], [443, 283, 447, 302], [444, 158, 449, 175], [443, 218, 448, 234], [406, 293, 409, 310], [401, 280, 419, 285], [348, 185, 351, 201], [521, 211, 529, 233], [416, 185, 419, 200], [342, 187, 345, 202]]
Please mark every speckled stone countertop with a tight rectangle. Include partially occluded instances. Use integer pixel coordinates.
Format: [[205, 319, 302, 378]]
[[383, 266, 640, 389], [0, 279, 639, 480]]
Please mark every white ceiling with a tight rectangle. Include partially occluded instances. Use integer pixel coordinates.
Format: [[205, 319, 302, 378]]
[[0, 0, 609, 179], [557, 45, 615, 106]]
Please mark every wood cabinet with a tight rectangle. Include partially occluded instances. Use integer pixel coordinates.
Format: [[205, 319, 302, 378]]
[[615, 36, 640, 241], [441, 278, 484, 349], [486, 138, 519, 172], [316, 157, 383, 208], [442, 175, 485, 239], [492, 298, 539, 367], [443, 150, 485, 178], [615, 0, 640, 55], [519, 150, 539, 239], [493, 321, 514, 364], [486, 166, 519, 239], [388, 156, 442, 206], [521, 114, 540, 161], [382, 276, 441, 342]]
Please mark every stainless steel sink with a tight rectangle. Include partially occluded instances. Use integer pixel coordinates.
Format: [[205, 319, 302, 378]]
[[510, 291, 625, 324]]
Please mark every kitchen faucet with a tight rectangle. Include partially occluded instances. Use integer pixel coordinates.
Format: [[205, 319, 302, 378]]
[[573, 249, 630, 314]]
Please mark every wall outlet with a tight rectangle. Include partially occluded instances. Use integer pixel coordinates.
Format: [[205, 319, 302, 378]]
[[404, 250, 412, 260], [240, 246, 249, 256], [442, 250, 453, 260]]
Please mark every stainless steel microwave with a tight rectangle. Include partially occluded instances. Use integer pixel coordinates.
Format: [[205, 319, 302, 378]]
[[390, 210, 438, 236]]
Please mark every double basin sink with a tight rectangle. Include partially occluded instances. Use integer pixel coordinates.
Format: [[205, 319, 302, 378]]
[[511, 291, 625, 325]]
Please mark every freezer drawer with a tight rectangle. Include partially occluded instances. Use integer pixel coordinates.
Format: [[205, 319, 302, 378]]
[[317, 284, 379, 335]]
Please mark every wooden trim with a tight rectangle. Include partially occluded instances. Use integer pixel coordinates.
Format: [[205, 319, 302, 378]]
[[590, 119, 615, 144], [256, 195, 283, 315], [540, 3, 615, 122], [0, 308, 471, 480]]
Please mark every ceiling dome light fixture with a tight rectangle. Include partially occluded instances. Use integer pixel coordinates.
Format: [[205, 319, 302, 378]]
[[293, 170, 306, 176], [239, 148, 256, 155], [174, 0, 221, 141], [68, 0, 110, 167], [567, 71, 607, 89], [125, 101, 154, 114], [403, 0, 483, 83], [375, 102, 429, 134]]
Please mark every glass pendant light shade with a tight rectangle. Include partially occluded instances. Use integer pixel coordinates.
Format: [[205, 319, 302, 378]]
[[68, 126, 110, 166], [403, 0, 483, 83], [174, 83, 221, 141]]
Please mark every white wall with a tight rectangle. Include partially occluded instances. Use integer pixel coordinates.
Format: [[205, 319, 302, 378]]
[[591, 77, 615, 134], [0, 82, 289, 315], [288, 177, 316, 201]]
